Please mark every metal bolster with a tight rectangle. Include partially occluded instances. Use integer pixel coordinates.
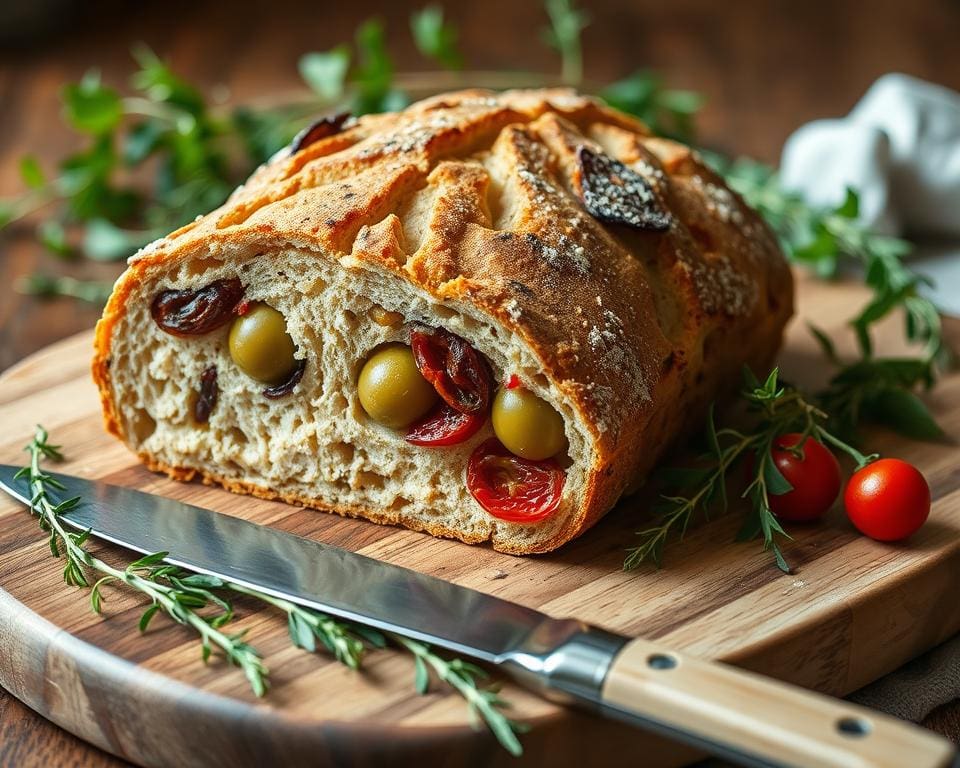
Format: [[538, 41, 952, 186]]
[[499, 620, 629, 706]]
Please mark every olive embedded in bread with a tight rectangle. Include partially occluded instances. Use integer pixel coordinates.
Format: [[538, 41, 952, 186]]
[[228, 303, 297, 385], [358, 344, 438, 428], [492, 386, 567, 461]]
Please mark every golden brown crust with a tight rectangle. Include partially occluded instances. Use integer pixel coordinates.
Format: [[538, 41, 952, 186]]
[[92, 88, 793, 553]]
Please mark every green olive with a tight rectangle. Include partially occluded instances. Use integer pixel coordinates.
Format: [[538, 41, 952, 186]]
[[358, 344, 438, 428], [228, 303, 297, 384], [492, 386, 567, 460]]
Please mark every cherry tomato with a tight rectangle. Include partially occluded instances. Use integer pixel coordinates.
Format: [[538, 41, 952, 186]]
[[410, 326, 491, 414], [466, 439, 565, 523], [405, 403, 485, 446], [767, 433, 842, 522], [844, 458, 930, 542]]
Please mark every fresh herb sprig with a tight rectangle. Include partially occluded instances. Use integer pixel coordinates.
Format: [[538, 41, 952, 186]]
[[719, 158, 946, 368], [2, 1, 703, 291], [601, 71, 704, 144], [542, 0, 590, 85], [391, 634, 527, 757], [411, 5, 464, 71], [20, 426, 270, 694], [625, 369, 875, 573], [18, 425, 524, 754]]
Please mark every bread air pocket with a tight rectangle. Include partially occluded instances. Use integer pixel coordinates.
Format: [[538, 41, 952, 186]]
[[92, 88, 793, 554]]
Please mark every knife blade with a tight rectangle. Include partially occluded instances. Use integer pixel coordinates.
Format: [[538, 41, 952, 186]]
[[1, 465, 955, 768]]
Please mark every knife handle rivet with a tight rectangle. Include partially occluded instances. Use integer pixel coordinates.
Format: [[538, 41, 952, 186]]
[[836, 716, 872, 738], [646, 653, 678, 670]]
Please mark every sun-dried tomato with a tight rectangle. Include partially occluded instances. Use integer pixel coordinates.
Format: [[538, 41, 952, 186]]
[[575, 146, 672, 231], [194, 366, 218, 423], [405, 403, 485, 446], [410, 326, 492, 414], [263, 358, 307, 399], [151, 278, 245, 337], [290, 112, 351, 153], [467, 439, 566, 523]]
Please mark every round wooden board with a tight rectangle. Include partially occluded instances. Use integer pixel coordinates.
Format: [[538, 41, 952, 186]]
[[1, 273, 960, 768]]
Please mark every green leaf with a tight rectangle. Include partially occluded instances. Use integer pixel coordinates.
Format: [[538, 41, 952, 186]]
[[124, 121, 165, 165], [139, 604, 161, 632], [231, 107, 298, 165], [807, 324, 840, 366], [761, 452, 793, 496], [352, 19, 400, 114], [82, 219, 156, 261], [411, 5, 464, 70], [836, 188, 859, 219], [864, 387, 945, 441], [299, 46, 351, 102], [0, 200, 13, 229], [761, 367, 780, 396], [542, 0, 589, 84], [353, 625, 387, 648], [37, 220, 71, 257], [771, 542, 791, 574], [414, 655, 430, 694], [288, 612, 316, 652], [600, 70, 702, 142], [705, 404, 721, 460], [129, 551, 169, 569], [657, 89, 705, 116], [20, 155, 46, 189], [17, 274, 113, 304], [62, 71, 123, 135], [131, 46, 206, 116], [178, 573, 224, 589]]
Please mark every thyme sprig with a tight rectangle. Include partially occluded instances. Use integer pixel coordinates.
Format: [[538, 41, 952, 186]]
[[20, 426, 269, 694], [18, 425, 525, 755], [226, 583, 384, 670], [390, 634, 528, 757], [625, 369, 875, 573]]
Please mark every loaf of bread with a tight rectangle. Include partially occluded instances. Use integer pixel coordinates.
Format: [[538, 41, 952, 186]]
[[92, 88, 793, 554]]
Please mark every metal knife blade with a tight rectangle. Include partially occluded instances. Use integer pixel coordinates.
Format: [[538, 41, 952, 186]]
[[0, 464, 625, 692]]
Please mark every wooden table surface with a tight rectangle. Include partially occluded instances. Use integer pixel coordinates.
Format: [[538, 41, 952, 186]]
[[1, 0, 959, 765]]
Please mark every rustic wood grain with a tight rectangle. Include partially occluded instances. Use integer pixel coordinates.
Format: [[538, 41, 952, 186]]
[[0, 274, 958, 768]]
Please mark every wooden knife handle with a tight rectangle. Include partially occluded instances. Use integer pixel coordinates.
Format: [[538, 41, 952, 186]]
[[601, 637, 956, 768]]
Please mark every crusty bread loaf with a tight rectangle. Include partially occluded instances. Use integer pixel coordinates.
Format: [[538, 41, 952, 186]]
[[92, 88, 793, 554]]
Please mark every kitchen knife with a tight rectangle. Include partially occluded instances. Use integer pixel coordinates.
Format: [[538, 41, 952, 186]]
[[0, 465, 955, 768]]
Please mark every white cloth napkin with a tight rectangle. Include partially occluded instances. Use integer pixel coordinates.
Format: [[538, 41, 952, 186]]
[[780, 73, 960, 315]]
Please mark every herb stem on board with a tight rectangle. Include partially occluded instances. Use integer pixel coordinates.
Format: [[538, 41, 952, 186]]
[[225, 583, 383, 670], [20, 426, 269, 695], [388, 633, 527, 757], [624, 368, 881, 573], [17, 425, 526, 756]]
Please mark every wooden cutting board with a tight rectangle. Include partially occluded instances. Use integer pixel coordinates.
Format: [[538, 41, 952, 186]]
[[1, 273, 959, 768]]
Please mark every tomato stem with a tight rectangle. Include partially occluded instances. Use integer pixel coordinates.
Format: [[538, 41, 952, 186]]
[[815, 428, 877, 470]]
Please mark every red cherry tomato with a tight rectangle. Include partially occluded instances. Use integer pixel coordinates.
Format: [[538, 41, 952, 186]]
[[466, 439, 566, 523], [767, 433, 842, 522], [405, 403, 485, 446], [410, 326, 491, 414], [844, 458, 930, 542]]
